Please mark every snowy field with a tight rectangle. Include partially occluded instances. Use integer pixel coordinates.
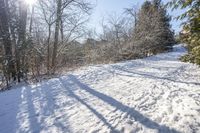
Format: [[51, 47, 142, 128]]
[[0, 45, 200, 133]]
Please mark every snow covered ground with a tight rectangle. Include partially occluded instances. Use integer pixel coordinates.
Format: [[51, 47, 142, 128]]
[[0, 45, 200, 133]]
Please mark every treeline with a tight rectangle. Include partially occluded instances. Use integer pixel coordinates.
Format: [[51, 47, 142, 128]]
[[0, 0, 175, 88]]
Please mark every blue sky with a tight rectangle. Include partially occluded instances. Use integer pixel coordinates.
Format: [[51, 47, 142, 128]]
[[88, 0, 185, 34]]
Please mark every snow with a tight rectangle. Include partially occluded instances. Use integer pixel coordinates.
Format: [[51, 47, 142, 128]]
[[0, 44, 200, 133]]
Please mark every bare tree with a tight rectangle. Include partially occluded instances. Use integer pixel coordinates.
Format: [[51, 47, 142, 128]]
[[38, 0, 56, 75], [0, 0, 92, 87], [51, 0, 92, 73], [0, 0, 16, 86], [125, 5, 138, 27], [16, 0, 28, 82], [51, 0, 62, 73]]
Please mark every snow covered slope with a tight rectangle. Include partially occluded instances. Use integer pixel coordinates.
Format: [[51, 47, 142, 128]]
[[0, 45, 200, 133]]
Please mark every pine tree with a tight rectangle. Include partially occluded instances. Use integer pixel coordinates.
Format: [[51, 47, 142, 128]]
[[133, 0, 175, 55], [152, 0, 175, 51], [168, 0, 200, 65]]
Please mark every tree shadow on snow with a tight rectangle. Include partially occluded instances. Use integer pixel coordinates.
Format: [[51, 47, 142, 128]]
[[0, 88, 23, 133], [59, 77, 119, 132], [111, 65, 200, 86], [10, 83, 72, 133], [27, 82, 72, 133], [63, 74, 180, 133]]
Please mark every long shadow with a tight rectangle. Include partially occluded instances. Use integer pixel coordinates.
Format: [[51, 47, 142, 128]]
[[111, 65, 200, 86], [33, 82, 72, 133], [45, 81, 74, 132], [67, 74, 180, 133], [11, 82, 72, 133], [0, 88, 22, 133], [26, 86, 43, 133], [59, 78, 119, 132]]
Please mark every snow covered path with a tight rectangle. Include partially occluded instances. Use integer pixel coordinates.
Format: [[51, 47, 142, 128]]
[[1, 45, 200, 133]]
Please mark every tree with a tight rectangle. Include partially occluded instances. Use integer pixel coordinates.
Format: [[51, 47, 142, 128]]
[[51, 0, 62, 74], [0, 0, 93, 88], [51, 0, 92, 73], [17, 0, 28, 82], [38, 0, 56, 75], [125, 5, 138, 28], [168, 0, 200, 65], [133, 0, 175, 56], [0, 0, 16, 86]]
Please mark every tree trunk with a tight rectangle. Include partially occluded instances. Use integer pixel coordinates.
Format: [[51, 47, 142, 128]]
[[60, 18, 64, 44], [17, 0, 28, 82], [52, 0, 62, 74], [29, 6, 35, 34], [0, 0, 16, 84], [47, 24, 51, 75]]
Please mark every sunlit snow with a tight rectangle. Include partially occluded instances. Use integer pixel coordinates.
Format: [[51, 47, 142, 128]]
[[0, 45, 200, 133]]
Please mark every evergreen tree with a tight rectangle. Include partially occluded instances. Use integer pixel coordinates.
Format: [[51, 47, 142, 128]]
[[153, 0, 175, 51], [168, 0, 200, 65], [133, 0, 175, 55]]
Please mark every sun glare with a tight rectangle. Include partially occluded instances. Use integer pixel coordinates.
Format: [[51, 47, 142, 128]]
[[25, 0, 36, 5]]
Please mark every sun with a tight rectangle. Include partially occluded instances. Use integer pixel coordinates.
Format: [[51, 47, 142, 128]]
[[25, 0, 36, 5]]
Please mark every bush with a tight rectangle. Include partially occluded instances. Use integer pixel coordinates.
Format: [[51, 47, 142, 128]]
[[180, 54, 195, 63], [192, 46, 200, 65]]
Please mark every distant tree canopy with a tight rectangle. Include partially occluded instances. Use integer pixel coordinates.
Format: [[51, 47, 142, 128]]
[[168, 0, 200, 65]]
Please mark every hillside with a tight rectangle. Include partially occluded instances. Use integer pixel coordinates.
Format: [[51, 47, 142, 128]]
[[0, 45, 200, 133]]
